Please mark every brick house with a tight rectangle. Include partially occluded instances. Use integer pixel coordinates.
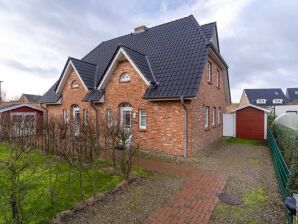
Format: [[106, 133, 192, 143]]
[[39, 15, 231, 157]]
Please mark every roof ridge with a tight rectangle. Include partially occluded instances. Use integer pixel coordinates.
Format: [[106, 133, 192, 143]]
[[82, 15, 194, 62], [201, 21, 216, 26], [120, 45, 146, 56], [69, 56, 97, 66]]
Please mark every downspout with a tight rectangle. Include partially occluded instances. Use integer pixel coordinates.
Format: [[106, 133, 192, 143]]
[[180, 96, 188, 159]]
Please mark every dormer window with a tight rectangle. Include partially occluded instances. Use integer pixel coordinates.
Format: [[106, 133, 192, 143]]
[[295, 91, 298, 95], [71, 80, 79, 88], [256, 99, 266, 104], [274, 91, 279, 96], [120, 73, 130, 82], [273, 99, 283, 104]]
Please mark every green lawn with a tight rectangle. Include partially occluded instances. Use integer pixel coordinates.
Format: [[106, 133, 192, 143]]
[[223, 137, 267, 146], [0, 144, 122, 224]]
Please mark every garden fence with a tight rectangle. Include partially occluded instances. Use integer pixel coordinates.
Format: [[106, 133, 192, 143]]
[[267, 128, 292, 224]]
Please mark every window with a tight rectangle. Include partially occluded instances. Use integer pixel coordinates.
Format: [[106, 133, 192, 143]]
[[63, 109, 68, 123], [273, 99, 283, 104], [120, 73, 130, 82], [83, 109, 88, 125], [216, 69, 220, 87], [139, 110, 147, 129], [212, 107, 216, 127], [295, 91, 298, 95], [71, 80, 79, 88], [205, 106, 209, 128], [207, 62, 212, 83], [107, 109, 113, 126], [218, 107, 221, 125], [274, 91, 279, 96], [256, 99, 266, 104]]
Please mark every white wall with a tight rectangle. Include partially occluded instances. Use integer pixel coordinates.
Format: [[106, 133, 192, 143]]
[[274, 105, 298, 116]]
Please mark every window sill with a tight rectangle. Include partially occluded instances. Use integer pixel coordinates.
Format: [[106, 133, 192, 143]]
[[139, 128, 147, 132], [208, 81, 212, 85], [205, 127, 210, 131]]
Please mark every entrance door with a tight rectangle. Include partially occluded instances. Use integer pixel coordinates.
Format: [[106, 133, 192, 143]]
[[72, 105, 80, 136], [120, 104, 132, 132]]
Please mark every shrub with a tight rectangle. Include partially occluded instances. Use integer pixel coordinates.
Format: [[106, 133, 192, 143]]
[[273, 123, 298, 166]]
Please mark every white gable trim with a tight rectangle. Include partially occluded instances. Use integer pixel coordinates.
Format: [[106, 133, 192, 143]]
[[233, 104, 270, 113], [0, 104, 45, 113], [97, 48, 150, 90], [56, 60, 88, 94]]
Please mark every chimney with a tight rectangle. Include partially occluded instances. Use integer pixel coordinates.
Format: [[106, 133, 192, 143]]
[[134, 25, 148, 33]]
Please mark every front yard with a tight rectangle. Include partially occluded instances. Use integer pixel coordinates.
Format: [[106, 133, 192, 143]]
[[0, 144, 122, 223]]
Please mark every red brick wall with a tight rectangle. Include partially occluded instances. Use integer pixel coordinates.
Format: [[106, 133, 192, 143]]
[[46, 55, 229, 157], [96, 61, 186, 156], [46, 68, 95, 121], [188, 56, 228, 156]]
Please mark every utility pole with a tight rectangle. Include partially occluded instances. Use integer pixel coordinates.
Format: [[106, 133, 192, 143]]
[[0, 80, 3, 103]]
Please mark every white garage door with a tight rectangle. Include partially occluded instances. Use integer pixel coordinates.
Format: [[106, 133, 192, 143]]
[[223, 113, 235, 137]]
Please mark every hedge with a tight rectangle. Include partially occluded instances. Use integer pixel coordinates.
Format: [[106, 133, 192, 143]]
[[273, 123, 298, 194]]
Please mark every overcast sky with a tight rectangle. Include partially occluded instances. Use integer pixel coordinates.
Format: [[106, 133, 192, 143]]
[[0, 0, 297, 102]]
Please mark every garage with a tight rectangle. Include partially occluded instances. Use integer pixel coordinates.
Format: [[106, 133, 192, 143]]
[[235, 105, 268, 140], [223, 104, 269, 140]]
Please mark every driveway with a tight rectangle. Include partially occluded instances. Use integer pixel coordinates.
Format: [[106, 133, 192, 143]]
[[191, 140, 286, 224]]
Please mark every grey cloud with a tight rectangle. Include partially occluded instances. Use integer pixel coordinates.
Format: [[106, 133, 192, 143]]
[[3, 59, 58, 76], [220, 0, 298, 95]]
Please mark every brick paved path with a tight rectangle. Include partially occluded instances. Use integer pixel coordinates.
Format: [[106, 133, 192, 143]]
[[138, 158, 227, 224]]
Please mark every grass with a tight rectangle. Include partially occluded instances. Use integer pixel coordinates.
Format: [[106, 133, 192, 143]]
[[0, 144, 122, 224], [214, 186, 268, 223], [223, 137, 267, 146]]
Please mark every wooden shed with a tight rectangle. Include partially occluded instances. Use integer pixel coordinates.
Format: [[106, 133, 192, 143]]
[[234, 105, 269, 140]]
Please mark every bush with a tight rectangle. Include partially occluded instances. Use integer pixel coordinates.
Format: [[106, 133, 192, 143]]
[[273, 123, 298, 194], [273, 123, 298, 166]]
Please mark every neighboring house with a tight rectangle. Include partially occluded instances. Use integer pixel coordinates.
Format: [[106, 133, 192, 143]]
[[39, 15, 231, 157], [286, 88, 298, 104], [19, 94, 42, 103], [239, 88, 288, 109]]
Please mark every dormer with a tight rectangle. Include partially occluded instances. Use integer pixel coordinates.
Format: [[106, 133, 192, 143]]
[[272, 99, 283, 104], [256, 99, 267, 104]]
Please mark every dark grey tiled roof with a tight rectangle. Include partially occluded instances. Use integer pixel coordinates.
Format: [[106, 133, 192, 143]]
[[121, 46, 156, 83], [41, 15, 227, 103], [245, 88, 289, 106], [22, 94, 41, 103], [82, 89, 104, 102], [286, 88, 298, 102], [39, 82, 61, 104], [69, 57, 97, 89], [200, 22, 216, 40]]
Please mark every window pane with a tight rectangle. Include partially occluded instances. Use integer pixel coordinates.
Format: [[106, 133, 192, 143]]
[[140, 110, 146, 128], [123, 111, 131, 128]]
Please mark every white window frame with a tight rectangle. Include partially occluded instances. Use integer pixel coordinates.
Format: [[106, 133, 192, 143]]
[[139, 110, 147, 129], [216, 69, 220, 87], [120, 73, 131, 82], [218, 107, 221, 125], [212, 107, 216, 127], [256, 99, 266, 104], [273, 99, 283, 104], [205, 106, 209, 128], [295, 91, 298, 95], [207, 62, 211, 83], [71, 80, 79, 88], [107, 109, 113, 127], [83, 109, 88, 125], [63, 109, 68, 123]]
